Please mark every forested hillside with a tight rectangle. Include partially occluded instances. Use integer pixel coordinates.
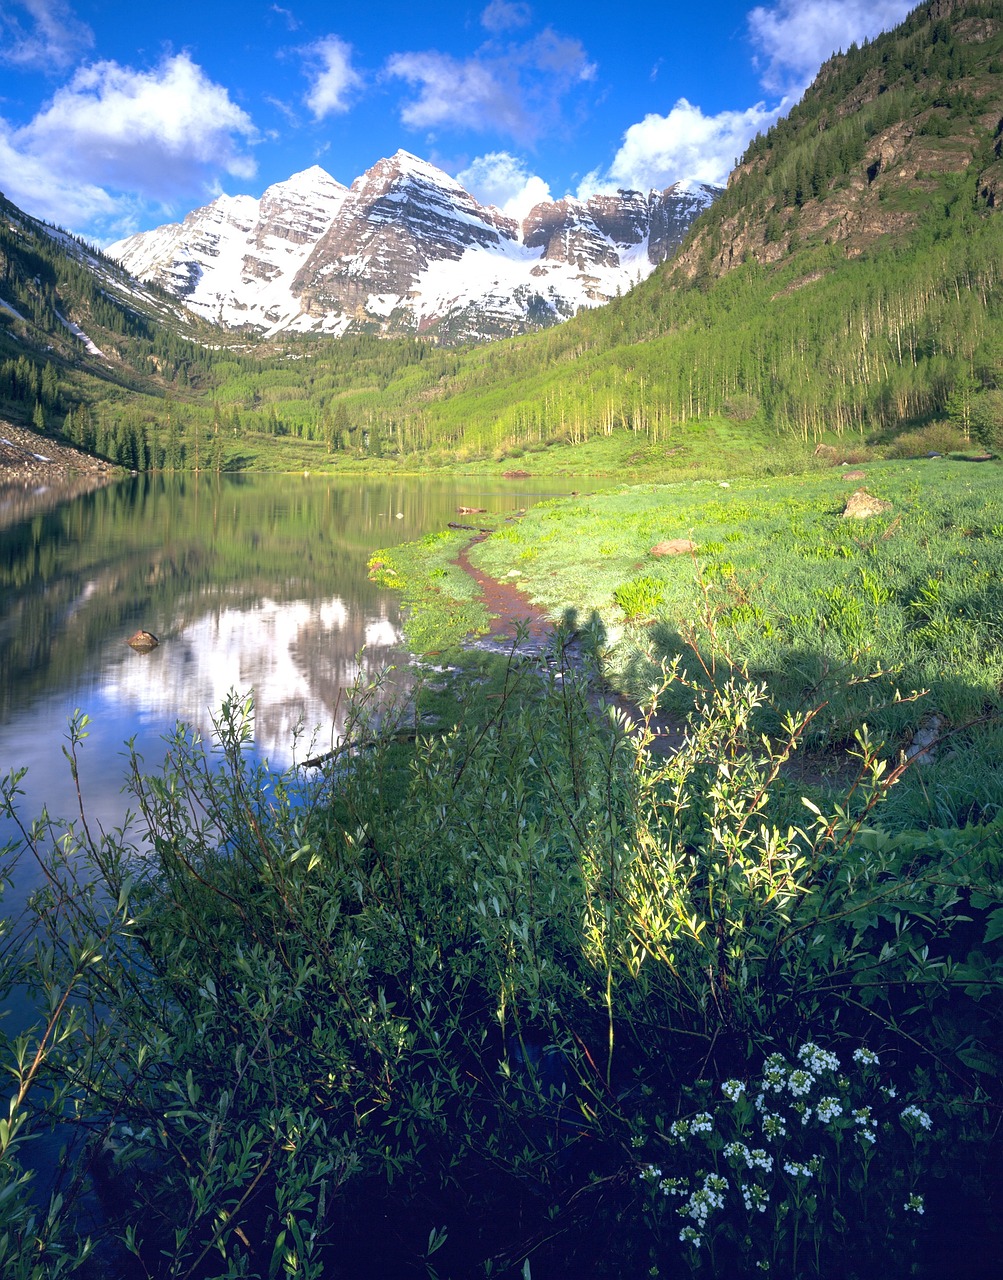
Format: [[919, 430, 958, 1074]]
[[340, 0, 1003, 456]]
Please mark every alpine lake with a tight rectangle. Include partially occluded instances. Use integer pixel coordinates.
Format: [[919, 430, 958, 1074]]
[[0, 469, 589, 939]]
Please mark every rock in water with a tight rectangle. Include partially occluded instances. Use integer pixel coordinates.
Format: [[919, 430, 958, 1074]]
[[126, 630, 159, 651], [842, 489, 892, 519]]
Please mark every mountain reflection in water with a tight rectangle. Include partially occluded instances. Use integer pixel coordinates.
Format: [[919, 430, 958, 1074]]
[[0, 472, 585, 891]]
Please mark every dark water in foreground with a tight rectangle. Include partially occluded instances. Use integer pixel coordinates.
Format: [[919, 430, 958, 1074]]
[[0, 470, 585, 914]]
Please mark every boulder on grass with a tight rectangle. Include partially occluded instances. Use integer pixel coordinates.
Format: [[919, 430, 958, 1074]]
[[842, 489, 892, 519], [650, 538, 697, 557]]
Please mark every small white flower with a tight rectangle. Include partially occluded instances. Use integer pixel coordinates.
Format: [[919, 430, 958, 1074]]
[[857, 1128, 877, 1146], [742, 1183, 770, 1213], [763, 1054, 788, 1091], [787, 1069, 815, 1097], [882, 1085, 898, 1100], [900, 1105, 933, 1132], [816, 1096, 843, 1123], [691, 1111, 714, 1133], [798, 1043, 840, 1074], [853, 1047, 879, 1066], [722, 1078, 746, 1101], [783, 1160, 813, 1179], [679, 1226, 702, 1247], [761, 1111, 787, 1140], [904, 1193, 925, 1215]]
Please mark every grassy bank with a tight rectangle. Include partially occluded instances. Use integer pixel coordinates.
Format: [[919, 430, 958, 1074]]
[[377, 457, 1003, 829]]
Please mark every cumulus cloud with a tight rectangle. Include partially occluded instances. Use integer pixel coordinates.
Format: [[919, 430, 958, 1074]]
[[583, 97, 783, 196], [0, 0, 93, 70], [481, 1, 533, 33], [0, 120, 118, 229], [301, 35, 363, 120], [0, 53, 258, 237], [748, 0, 914, 95], [456, 151, 550, 220], [387, 28, 595, 144]]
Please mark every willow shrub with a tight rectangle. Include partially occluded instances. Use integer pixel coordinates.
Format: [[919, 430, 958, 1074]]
[[3, 649, 1001, 1278]]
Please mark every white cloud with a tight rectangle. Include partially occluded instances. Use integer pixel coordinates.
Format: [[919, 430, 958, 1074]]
[[748, 0, 914, 95], [388, 50, 525, 135], [301, 35, 363, 120], [387, 29, 594, 144], [0, 0, 93, 70], [481, 1, 533, 33], [270, 4, 300, 31], [0, 120, 118, 228], [585, 97, 783, 196], [456, 152, 550, 220], [0, 53, 258, 237]]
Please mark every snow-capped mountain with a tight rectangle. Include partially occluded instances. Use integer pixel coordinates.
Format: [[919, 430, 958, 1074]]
[[107, 151, 719, 342]]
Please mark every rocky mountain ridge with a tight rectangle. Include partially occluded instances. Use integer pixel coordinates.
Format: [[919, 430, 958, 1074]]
[[108, 151, 718, 343], [670, 0, 1003, 285]]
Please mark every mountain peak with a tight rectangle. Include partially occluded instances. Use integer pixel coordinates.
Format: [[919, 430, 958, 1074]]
[[269, 165, 345, 195], [107, 149, 718, 342]]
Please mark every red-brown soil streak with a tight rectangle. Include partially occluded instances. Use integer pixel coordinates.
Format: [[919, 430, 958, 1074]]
[[452, 532, 687, 755], [453, 533, 551, 644]]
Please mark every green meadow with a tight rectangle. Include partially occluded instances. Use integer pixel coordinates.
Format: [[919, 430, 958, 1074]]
[[377, 458, 1003, 829]]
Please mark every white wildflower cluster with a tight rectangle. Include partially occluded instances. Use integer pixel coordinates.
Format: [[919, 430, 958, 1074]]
[[904, 1192, 925, 1215], [679, 1225, 702, 1248], [814, 1096, 843, 1124], [741, 1182, 771, 1213], [760, 1110, 788, 1140], [630, 1134, 646, 1149], [853, 1047, 880, 1067], [724, 1142, 774, 1172], [850, 1105, 878, 1146], [783, 1159, 815, 1179], [671, 1111, 714, 1141], [762, 1054, 788, 1091], [798, 1042, 840, 1075], [721, 1078, 746, 1102], [679, 1173, 728, 1231], [787, 1068, 815, 1097], [900, 1105, 933, 1132], [882, 1084, 898, 1100]]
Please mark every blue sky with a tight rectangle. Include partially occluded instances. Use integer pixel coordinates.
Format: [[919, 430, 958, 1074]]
[[0, 0, 916, 242]]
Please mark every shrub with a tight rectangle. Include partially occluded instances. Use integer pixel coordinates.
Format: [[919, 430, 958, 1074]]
[[2, 663, 1000, 1277], [885, 422, 968, 458], [613, 574, 665, 620]]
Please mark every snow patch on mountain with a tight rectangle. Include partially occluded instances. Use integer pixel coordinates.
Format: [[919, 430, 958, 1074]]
[[55, 309, 106, 358]]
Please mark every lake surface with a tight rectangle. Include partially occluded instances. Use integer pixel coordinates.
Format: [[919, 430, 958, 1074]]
[[0, 472, 587, 913]]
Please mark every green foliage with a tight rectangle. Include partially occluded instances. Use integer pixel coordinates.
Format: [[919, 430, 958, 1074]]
[[613, 574, 665, 620], [2, 652, 1000, 1276]]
